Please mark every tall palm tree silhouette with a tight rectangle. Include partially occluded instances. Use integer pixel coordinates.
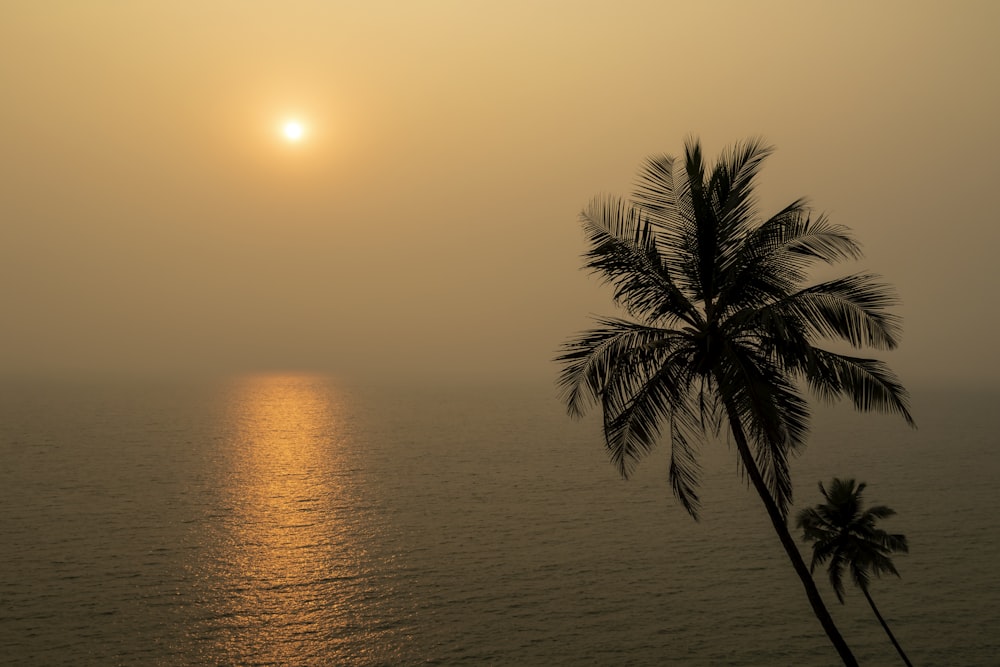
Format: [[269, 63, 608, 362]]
[[557, 137, 913, 666], [798, 478, 913, 666]]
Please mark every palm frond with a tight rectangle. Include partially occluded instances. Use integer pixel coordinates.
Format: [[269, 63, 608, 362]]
[[667, 401, 706, 519], [556, 318, 680, 418], [716, 200, 810, 306], [848, 560, 870, 597], [631, 154, 702, 288], [864, 505, 897, 521], [601, 350, 696, 478], [680, 137, 723, 305], [709, 137, 774, 242], [631, 154, 682, 228], [862, 551, 900, 579], [718, 207, 863, 315], [742, 207, 863, 270], [669, 379, 724, 518], [784, 213, 863, 263], [798, 349, 915, 426], [781, 274, 904, 349], [580, 196, 698, 325]]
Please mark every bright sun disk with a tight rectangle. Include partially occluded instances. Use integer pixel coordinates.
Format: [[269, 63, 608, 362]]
[[283, 121, 305, 142]]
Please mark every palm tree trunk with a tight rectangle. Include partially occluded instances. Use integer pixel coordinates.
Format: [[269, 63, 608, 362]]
[[722, 399, 858, 666], [861, 587, 913, 666]]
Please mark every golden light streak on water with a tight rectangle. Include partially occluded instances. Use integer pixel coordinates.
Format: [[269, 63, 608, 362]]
[[207, 373, 386, 665]]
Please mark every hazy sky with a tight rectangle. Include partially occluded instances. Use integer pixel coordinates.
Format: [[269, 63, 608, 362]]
[[2, 1, 998, 386]]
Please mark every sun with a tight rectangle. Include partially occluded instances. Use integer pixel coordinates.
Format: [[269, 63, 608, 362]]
[[282, 120, 306, 142]]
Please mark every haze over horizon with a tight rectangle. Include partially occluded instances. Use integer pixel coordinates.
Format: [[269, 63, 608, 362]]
[[3, 2, 998, 388]]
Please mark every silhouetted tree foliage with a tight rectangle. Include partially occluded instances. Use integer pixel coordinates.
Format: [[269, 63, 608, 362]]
[[557, 137, 913, 666], [798, 478, 913, 666]]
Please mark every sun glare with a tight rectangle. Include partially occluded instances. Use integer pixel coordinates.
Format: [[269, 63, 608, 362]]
[[282, 120, 305, 142]]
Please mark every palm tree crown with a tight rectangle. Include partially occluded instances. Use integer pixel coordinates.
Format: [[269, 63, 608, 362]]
[[558, 137, 913, 519], [797, 478, 909, 602], [797, 478, 913, 665]]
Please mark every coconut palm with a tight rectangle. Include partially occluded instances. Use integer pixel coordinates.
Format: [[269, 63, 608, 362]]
[[556, 137, 913, 666], [798, 478, 913, 666]]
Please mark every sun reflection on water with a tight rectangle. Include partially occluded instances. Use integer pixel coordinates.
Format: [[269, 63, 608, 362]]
[[205, 373, 391, 665]]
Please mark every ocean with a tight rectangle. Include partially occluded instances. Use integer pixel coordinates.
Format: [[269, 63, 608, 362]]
[[1, 374, 997, 665]]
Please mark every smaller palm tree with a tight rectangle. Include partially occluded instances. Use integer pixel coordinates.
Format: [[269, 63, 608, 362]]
[[797, 478, 913, 666]]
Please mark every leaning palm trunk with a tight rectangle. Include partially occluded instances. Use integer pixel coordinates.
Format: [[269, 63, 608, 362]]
[[862, 587, 912, 665], [723, 399, 857, 666]]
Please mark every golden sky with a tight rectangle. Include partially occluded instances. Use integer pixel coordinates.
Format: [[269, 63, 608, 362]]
[[2, 1, 998, 385]]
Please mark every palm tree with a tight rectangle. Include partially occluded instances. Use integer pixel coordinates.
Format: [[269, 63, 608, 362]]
[[798, 478, 913, 666], [556, 137, 914, 666]]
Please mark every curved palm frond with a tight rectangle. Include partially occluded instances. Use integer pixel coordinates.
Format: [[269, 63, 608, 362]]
[[797, 349, 914, 426], [600, 354, 695, 476], [783, 214, 863, 263], [667, 400, 707, 518], [631, 154, 701, 297], [556, 317, 681, 418], [631, 154, 684, 230], [718, 208, 862, 314], [580, 196, 698, 326], [781, 274, 904, 349], [716, 200, 811, 308], [710, 138, 775, 262], [681, 138, 722, 305], [865, 504, 899, 521]]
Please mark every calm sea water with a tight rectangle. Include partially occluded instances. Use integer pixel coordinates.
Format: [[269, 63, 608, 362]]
[[1, 375, 997, 666]]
